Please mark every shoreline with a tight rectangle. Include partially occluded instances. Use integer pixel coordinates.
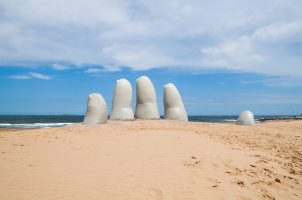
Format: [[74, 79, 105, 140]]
[[1, 117, 301, 131]]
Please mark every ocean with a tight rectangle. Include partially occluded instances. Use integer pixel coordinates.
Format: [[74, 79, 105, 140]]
[[0, 115, 296, 129]]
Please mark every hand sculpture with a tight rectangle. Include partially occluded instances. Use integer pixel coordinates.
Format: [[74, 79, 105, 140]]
[[163, 83, 188, 121], [110, 78, 134, 120], [83, 93, 108, 124], [135, 76, 160, 119], [236, 110, 255, 126]]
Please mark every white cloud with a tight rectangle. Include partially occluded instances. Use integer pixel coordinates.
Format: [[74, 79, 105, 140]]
[[84, 68, 103, 73], [52, 63, 69, 70], [28, 72, 52, 80], [251, 21, 302, 43], [84, 65, 121, 73], [0, 0, 302, 78], [200, 21, 302, 76], [102, 44, 175, 70], [8, 75, 32, 80], [9, 72, 52, 80], [241, 76, 302, 88]]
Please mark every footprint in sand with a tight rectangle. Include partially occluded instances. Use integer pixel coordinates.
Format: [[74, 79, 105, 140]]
[[206, 177, 221, 188], [184, 156, 202, 167]]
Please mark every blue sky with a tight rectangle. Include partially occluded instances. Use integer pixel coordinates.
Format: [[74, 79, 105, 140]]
[[0, 0, 301, 115]]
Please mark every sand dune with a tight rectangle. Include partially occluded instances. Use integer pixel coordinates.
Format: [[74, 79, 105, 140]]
[[0, 120, 301, 199]]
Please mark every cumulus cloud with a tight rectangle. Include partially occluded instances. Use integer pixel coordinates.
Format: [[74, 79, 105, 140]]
[[0, 0, 301, 77], [9, 72, 52, 80], [200, 21, 302, 76]]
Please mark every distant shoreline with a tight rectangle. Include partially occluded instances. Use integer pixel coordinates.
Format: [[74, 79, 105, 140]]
[[258, 116, 302, 122]]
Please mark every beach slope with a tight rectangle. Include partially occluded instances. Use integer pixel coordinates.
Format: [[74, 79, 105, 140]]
[[0, 120, 301, 199]]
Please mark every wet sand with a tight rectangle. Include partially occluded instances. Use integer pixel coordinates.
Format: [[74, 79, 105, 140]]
[[0, 128, 11, 132], [0, 120, 301, 199]]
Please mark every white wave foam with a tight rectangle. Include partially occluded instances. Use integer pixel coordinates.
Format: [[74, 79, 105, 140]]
[[223, 119, 237, 122], [0, 123, 73, 129]]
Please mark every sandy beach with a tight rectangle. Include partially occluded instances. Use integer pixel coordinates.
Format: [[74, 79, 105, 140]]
[[0, 120, 301, 200]]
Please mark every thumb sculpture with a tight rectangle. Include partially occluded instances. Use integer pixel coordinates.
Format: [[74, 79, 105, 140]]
[[236, 110, 255, 126], [163, 83, 188, 121], [83, 93, 108, 124], [135, 76, 160, 119], [110, 78, 134, 120]]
